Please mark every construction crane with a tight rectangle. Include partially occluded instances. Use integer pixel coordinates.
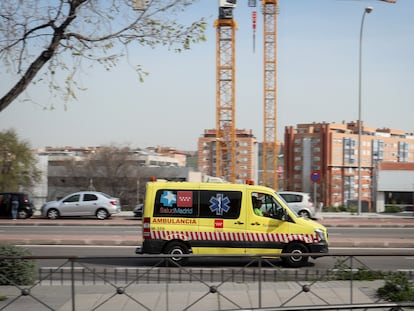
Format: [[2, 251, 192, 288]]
[[214, 0, 237, 182], [213, 0, 397, 187], [262, 0, 278, 189], [214, 0, 279, 188]]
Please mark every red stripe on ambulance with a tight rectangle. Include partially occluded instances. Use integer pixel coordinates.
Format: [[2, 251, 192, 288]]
[[150, 230, 319, 244]]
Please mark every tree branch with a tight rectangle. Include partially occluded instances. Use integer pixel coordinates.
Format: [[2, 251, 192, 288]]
[[0, 0, 87, 112]]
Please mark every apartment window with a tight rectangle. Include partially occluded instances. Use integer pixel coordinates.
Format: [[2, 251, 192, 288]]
[[343, 138, 356, 165], [398, 142, 409, 162], [346, 167, 355, 174], [372, 140, 384, 162], [343, 176, 354, 200]]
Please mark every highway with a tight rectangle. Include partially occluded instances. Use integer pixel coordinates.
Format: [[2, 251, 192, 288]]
[[1, 224, 413, 240], [1, 222, 413, 284], [24, 244, 414, 270], [1, 220, 413, 278]]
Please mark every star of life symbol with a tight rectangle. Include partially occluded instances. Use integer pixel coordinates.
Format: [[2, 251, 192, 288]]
[[209, 194, 231, 216]]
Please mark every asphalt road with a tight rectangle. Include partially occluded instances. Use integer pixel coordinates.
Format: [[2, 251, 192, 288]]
[[1, 224, 413, 239], [1, 215, 413, 248], [25, 245, 414, 271]]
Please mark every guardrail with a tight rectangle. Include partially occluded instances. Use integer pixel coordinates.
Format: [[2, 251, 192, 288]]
[[1, 253, 414, 311]]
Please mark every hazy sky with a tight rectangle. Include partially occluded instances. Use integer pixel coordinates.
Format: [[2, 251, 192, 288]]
[[1, 0, 413, 151]]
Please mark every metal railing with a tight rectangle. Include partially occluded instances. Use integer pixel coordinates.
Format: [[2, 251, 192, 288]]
[[1, 252, 414, 311]]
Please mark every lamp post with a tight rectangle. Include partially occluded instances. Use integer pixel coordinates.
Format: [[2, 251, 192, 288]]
[[357, 6, 373, 215]]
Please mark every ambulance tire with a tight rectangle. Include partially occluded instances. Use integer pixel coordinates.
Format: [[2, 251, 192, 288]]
[[164, 242, 189, 266], [281, 242, 309, 268]]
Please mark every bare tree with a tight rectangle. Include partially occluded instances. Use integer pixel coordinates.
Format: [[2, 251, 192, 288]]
[[54, 146, 142, 206], [86, 146, 137, 200], [0, 0, 206, 111]]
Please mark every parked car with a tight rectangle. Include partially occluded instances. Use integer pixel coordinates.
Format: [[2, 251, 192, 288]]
[[0, 192, 36, 219], [133, 203, 143, 218], [41, 191, 121, 220], [276, 191, 315, 219]]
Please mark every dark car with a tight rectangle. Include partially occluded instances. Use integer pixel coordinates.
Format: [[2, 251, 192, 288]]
[[133, 204, 143, 218], [0, 192, 36, 219]]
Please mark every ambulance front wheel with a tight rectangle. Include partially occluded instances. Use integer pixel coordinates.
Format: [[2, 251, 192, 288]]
[[164, 242, 189, 266], [281, 242, 309, 268]]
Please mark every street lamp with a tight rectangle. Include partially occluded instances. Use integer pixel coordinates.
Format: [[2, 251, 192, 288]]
[[357, 6, 373, 215]]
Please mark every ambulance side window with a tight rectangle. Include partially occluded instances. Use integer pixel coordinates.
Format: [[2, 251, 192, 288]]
[[262, 194, 286, 220], [199, 190, 242, 219], [153, 189, 198, 217]]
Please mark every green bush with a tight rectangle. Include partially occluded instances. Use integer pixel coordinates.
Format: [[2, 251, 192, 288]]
[[384, 205, 403, 213], [323, 205, 347, 212], [348, 206, 358, 214], [0, 244, 38, 286], [377, 272, 414, 302], [331, 257, 387, 281]]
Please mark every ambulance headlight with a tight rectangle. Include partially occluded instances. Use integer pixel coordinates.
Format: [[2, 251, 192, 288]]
[[315, 229, 325, 241]]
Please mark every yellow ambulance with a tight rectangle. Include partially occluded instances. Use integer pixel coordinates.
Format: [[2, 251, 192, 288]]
[[136, 180, 328, 267]]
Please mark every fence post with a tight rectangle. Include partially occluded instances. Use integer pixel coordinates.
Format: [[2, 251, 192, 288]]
[[258, 256, 262, 308], [71, 259, 76, 311]]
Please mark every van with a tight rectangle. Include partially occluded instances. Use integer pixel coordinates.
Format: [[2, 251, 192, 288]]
[[136, 181, 328, 267]]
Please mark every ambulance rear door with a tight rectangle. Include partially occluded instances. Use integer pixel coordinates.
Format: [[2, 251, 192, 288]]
[[194, 188, 247, 255]]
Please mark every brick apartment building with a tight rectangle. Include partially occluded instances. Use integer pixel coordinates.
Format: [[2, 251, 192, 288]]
[[284, 121, 414, 211], [197, 129, 258, 184]]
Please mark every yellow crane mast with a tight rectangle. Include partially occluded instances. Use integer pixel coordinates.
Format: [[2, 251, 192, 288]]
[[214, 0, 278, 186], [214, 1, 237, 182], [262, 0, 279, 189], [213, 0, 394, 188]]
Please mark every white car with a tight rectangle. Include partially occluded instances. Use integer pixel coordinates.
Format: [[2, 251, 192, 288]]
[[41, 191, 121, 220], [277, 191, 315, 219]]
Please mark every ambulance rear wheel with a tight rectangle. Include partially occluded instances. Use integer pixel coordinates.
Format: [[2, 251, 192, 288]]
[[281, 242, 309, 268], [164, 242, 189, 266]]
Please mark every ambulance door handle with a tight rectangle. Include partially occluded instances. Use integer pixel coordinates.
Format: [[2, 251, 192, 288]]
[[234, 221, 244, 225]]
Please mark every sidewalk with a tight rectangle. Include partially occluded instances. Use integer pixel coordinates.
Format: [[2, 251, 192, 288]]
[[1, 280, 403, 311]]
